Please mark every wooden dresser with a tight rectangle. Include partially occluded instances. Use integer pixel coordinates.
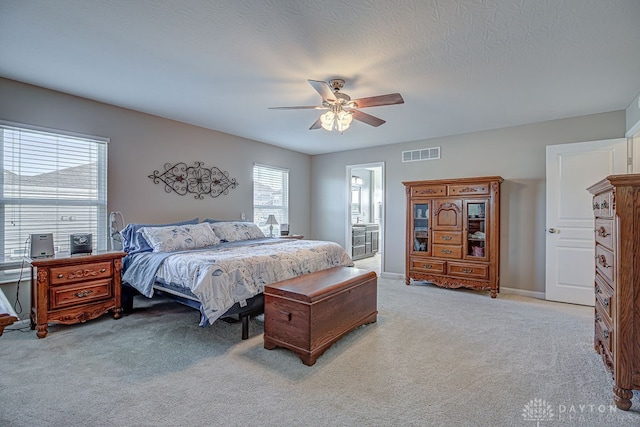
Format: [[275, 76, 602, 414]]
[[587, 173, 640, 410], [403, 176, 502, 297], [27, 251, 126, 338]]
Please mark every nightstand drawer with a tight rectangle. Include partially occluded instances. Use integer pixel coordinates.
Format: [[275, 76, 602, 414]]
[[49, 280, 113, 310], [50, 261, 112, 285]]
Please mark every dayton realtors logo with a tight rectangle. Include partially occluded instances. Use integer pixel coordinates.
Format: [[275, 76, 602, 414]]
[[522, 399, 554, 426]]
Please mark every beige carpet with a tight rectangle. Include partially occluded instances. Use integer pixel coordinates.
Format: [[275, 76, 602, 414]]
[[1, 277, 639, 426]]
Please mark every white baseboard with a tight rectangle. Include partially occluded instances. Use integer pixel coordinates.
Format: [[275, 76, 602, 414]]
[[499, 286, 545, 300], [378, 273, 546, 300]]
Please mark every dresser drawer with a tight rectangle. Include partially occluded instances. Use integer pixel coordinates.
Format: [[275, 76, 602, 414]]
[[593, 191, 614, 218], [50, 261, 113, 285], [433, 231, 462, 245], [411, 185, 446, 197], [595, 274, 613, 319], [410, 258, 445, 274], [595, 315, 614, 355], [594, 219, 614, 250], [432, 244, 462, 259], [448, 183, 490, 196], [595, 245, 615, 284], [447, 262, 489, 279], [49, 280, 113, 310]]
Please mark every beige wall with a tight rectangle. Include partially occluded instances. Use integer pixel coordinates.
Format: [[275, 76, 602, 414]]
[[0, 78, 311, 308], [0, 77, 628, 302], [311, 111, 626, 296], [0, 78, 311, 227]]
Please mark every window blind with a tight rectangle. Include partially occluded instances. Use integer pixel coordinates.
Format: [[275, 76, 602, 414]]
[[0, 122, 108, 268], [253, 163, 289, 235]]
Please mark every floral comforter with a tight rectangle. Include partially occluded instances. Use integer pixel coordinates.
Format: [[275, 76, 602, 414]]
[[122, 238, 353, 325]]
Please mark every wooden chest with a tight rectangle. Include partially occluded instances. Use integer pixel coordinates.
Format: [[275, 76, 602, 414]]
[[264, 267, 377, 366]]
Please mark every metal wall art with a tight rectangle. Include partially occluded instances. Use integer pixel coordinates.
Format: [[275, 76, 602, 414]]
[[149, 161, 238, 199]]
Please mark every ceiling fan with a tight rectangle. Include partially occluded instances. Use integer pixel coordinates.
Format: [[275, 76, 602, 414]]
[[269, 79, 404, 132]]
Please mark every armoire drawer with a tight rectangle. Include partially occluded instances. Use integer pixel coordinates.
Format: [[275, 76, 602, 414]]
[[433, 231, 462, 245], [448, 262, 488, 279], [432, 244, 462, 259], [410, 258, 445, 274]]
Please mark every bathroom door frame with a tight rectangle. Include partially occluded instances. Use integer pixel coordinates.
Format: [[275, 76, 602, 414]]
[[346, 162, 385, 272]]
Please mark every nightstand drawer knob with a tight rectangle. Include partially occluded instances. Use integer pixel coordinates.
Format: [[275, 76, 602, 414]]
[[73, 290, 94, 298], [58, 274, 64, 278], [100, 268, 106, 273]]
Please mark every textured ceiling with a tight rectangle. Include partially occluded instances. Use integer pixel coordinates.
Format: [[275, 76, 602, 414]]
[[1, 0, 639, 155]]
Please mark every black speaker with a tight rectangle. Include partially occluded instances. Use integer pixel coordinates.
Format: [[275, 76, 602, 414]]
[[70, 234, 92, 255]]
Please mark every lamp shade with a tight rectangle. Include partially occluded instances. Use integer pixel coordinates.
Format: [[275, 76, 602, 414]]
[[265, 214, 278, 225]]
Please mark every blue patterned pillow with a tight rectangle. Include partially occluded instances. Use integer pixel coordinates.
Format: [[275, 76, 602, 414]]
[[139, 222, 220, 252], [210, 221, 265, 242], [121, 218, 198, 254]]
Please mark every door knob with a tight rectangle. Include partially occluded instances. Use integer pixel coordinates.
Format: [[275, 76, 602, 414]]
[[548, 228, 558, 234]]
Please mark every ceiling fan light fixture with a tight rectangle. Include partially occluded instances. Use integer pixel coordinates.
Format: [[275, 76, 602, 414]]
[[320, 109, 353, 132]]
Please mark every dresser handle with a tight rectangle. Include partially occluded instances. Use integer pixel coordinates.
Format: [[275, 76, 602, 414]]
[[423, 264, 433, 269], [57, 274, 64, 278], [595, 284, 601, 294], [596, 227, 610, 237], [595, 313, 601, 322], [441, 236, 452, 241], [603, 329, 610, 340], [441, 249, 452, 254], [601, 200, 609, 209], [73, 290, 94, 298], [603, 297, 610, 308], [597, 255, 611, 268], [100, 268, 106, 273], [461, 268, 473, 274], [593, 201, 600, 210]]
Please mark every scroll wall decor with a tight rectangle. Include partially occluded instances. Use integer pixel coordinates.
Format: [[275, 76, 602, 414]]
[[148, 161, 238, 199]]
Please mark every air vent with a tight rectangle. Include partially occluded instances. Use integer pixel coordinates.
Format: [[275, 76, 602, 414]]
[[402, 147, 440, 162]]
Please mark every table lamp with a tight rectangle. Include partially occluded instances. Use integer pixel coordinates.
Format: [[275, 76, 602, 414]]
[[265, 214, 278, 237]]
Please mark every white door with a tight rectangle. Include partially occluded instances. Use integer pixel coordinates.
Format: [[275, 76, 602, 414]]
[[545, 138, 627, 305]]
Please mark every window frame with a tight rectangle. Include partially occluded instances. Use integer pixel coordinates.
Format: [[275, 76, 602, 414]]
[[0, 120, 108, 281], [252, 163, 289, 236]]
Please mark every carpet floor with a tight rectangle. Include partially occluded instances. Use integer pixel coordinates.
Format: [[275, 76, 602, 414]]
[[1, 277, 639, 426]]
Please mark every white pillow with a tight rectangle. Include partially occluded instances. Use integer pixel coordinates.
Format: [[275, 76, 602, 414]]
[[209, 221, 265, 242], [139, 222, 220, 252]]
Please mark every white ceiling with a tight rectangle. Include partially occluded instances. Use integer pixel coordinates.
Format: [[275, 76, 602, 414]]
[[1, 0, 639, 155]]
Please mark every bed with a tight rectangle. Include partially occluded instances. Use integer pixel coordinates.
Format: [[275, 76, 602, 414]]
[[120, 219, 354, 339]]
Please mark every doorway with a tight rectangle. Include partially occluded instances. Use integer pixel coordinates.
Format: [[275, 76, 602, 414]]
[[346, 163, 384, 275], [545, 138, 627, 305]]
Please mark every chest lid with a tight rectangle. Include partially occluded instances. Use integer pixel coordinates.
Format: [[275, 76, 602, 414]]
[[265, 267, 376, 303]]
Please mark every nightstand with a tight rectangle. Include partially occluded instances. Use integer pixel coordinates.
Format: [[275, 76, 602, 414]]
[[27, 251, 126, 338]]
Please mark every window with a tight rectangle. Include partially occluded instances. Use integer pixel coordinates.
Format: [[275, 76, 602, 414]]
[[253, 164, 289, 236], [0, 122, 108, 273]]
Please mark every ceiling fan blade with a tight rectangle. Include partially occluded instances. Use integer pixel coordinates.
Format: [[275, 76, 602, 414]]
[[308, 80, 337, 103], [351, 93, 404, 108], [268, 106, 320, 110], [309, 117, 323, 130], [351, 110, 386, 127]]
